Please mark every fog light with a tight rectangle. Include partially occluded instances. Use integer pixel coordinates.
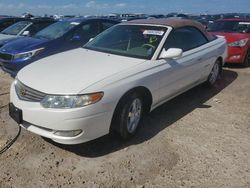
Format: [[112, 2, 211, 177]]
[[53, 130, 82, 137], [229, 55, 241, 60]]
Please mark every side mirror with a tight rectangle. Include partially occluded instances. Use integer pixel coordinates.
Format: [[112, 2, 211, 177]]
[[22, 30, 30, 36], [71, 34, 81, 42], [159, 48, 183, 59]]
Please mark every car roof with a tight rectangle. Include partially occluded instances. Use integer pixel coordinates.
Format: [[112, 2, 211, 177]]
[[0, 16, 13, 20], [122, 18, 214, 41], [30, 18, 55, 23], [61, 17, 118, 23], [126, 18, 202, 29], [0, 16, 9, 19], [13, 18, 54, 23], [62, 17, 88, 22], [0, 17, 23, 20], [216, 18, 250, 22]]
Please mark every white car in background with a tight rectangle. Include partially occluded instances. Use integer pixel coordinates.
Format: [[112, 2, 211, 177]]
[[0, 21, 31, 40], [0, 19, 55, 46], [9, 19, 227, 145]]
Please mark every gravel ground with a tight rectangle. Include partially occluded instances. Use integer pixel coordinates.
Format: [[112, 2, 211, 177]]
[[0, 66, 249, 188]]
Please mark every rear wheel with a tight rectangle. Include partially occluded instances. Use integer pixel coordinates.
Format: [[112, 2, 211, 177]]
[[111, 92, 144, 139], [243, 50, 250, 67], [206, 59, 220, 86]]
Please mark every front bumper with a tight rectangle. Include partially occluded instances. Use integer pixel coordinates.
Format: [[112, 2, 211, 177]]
[[0, 59, 32, 77], [10, 83, 114, 145]]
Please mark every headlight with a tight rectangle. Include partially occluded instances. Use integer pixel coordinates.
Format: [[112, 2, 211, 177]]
[[13, 48, 44, 60], [228, 38, 248, 47], [40, 92, 104, 109]]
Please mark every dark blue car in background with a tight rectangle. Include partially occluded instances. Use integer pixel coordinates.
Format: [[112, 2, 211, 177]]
[[0, 17, 118, 77]]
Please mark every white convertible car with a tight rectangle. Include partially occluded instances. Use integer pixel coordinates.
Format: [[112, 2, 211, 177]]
[[9, 19, 227, 144]]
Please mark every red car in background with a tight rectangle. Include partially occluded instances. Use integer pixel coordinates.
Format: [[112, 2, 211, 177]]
[[208, 19, 250, 66]]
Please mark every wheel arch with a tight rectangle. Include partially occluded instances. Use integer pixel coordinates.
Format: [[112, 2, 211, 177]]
[[217, 56, 223, 74], [243, 47, 250, 67], [109, 86, 153, 133], [116, 86, 153, 114]]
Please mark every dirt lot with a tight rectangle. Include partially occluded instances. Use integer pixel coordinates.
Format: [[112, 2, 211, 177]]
[[0, 66, 249, 188]]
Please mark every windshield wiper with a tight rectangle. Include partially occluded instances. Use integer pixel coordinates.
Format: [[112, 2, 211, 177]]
[[34, 35, 50, 40], [0, 32, 13, 35]]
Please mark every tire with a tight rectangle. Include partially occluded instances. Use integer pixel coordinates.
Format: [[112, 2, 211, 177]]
[[206, 59, 221, 86], [243, 50, 250, 67], [111, 92, 144, 139]]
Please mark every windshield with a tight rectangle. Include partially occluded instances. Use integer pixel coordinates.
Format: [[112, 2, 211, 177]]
[[34, 21, 78, 40], [208, 21, 250, 33], [84, 25, 167, 60], [1, 21, 31, 35]]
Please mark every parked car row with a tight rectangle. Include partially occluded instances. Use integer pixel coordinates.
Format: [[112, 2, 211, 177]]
[[0, 17, 55, 47], [0, 18, 118, 76], [0, 17, 227, 145], [1, 14, 247, 145], [0, 15, 246, 145], [0, 15, 249, 76]]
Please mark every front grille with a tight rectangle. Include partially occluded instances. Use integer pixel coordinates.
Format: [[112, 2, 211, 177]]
[[15, 80, 46, 102], [0, 52, 13, 61]]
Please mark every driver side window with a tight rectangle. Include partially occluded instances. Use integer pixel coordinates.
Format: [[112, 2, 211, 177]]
[[164, 27, 208, 52], [163, 30, 183, 51], [71, 22, 100, 42]]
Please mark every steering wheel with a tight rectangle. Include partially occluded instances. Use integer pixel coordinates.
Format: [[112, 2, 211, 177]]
[[142, 43, 155, 50]]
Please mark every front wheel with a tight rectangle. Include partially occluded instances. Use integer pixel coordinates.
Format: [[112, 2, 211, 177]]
[[243, 50, 250, 67], [111, 92, 144, 139], [206, 60, 221, 86]]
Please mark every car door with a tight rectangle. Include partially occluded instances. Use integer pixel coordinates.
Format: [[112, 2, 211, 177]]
[[156, 26, 209, 102]]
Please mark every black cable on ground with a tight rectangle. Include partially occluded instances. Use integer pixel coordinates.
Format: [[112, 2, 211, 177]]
[[0, 126, 21, 155], [0, 104, 8, 110], [0, 103, 21, 155], [0, 92, 9, 96], [0, 92, 10, 110]]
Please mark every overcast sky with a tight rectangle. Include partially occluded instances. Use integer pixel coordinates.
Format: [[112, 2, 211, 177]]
[[0, 0, 249, 16]]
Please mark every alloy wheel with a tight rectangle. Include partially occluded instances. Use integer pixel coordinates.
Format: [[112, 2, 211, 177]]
[[209, 62, 220, 84], [127, 98, 142, 134]]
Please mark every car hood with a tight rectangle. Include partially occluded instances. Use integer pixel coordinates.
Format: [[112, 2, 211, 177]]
[[17, 48, 146, 94], [210, 32, 250, 43], [0, 33, 16, 40], [0, 35, 21, 47], [1, 37, 48, 54]]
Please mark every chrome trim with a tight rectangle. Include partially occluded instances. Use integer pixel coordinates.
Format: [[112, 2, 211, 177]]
[[15, 80, 46, 102], [0, 52, 13, 61]]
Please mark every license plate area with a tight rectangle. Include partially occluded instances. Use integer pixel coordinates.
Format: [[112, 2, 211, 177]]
[[9, 103, 23, 124]]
